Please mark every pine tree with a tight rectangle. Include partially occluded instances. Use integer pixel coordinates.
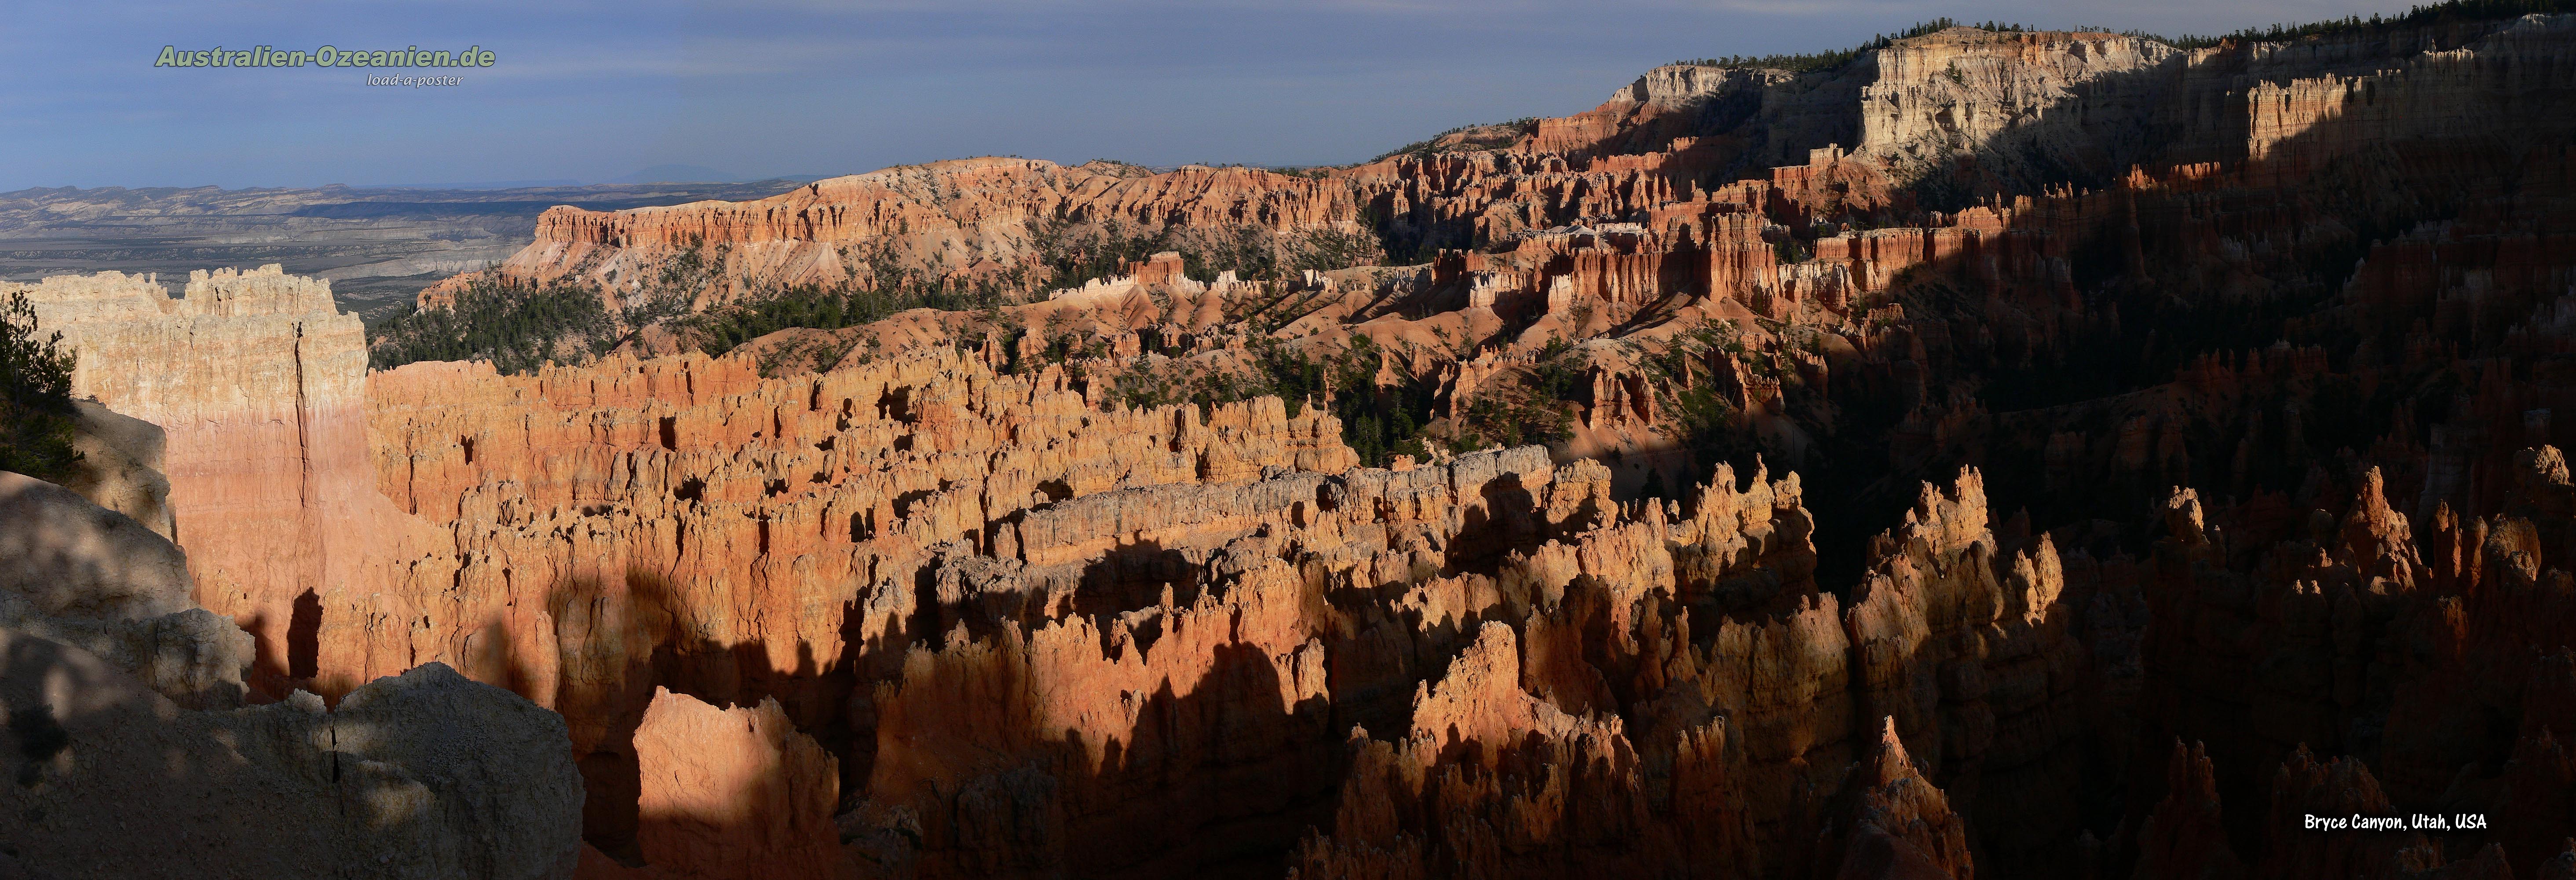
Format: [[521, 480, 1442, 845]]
[[0, 290, 83, 480]]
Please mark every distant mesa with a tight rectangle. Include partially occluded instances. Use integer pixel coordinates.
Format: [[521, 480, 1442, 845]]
[[597, 164, 829, 185]]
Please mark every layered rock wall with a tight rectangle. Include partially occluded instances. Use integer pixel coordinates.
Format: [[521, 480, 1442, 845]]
[[457, 158, 1363, 306], [16, 265, 428, 696], [1860, 27, 2181, 191]]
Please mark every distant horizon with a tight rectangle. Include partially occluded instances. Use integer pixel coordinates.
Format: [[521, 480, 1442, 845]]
[[0, 0, 2428, 191], [5, 158, 1319, 194]]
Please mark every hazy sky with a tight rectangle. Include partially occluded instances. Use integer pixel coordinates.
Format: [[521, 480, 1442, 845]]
[[0, 0, 2426, 190]]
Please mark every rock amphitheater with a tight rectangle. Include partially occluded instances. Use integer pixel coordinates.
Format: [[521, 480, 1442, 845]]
[[8, 14, 2576, 880]]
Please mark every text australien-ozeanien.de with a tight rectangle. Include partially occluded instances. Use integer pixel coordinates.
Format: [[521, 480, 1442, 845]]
[[154, 45, 496, 68]]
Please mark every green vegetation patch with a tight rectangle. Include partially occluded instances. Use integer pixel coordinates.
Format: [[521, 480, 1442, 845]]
[[1088, 332, 1592, 468], [1087, 334, 1439, 468], [366, 276, 616, 374], [1033, 219, 1381, 290], [2145, 0, 2576, 48], [1634, 321, 1751, 486], [691, 242, 1020, 359]]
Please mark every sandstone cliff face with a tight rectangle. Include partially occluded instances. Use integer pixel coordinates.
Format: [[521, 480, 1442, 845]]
[[446, 157, 1364, 307], [16, 265, 428, 697], [351, 346, 1354, 695], [2234, 14, 2576, 187], [1858, 28, 2179, 192], [427, 14, 2575, 353]]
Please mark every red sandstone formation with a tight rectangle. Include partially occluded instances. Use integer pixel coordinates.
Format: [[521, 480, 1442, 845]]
[[430, 158, 1365, 308], [1812, 718, 1976, 880], [1265, 461, 2090, 879], [17, 266, 431, 698], [626, 689, 846, 879], [2131, 742, 2246, 880]]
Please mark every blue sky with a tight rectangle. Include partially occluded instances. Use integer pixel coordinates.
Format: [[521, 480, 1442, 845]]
[[0, 0, 2424, 190]]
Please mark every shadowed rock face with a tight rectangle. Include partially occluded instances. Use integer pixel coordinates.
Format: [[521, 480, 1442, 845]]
[[628, 689, 845, 879], [19, 13, 2576, 880], [0, 469, 247, 710], [1274, 463, 2057, 880], [1857, 28, 2182, 192], [58, 400, 175, 540], [0, 651, 585, 880], [0, 464, 583, 878]]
